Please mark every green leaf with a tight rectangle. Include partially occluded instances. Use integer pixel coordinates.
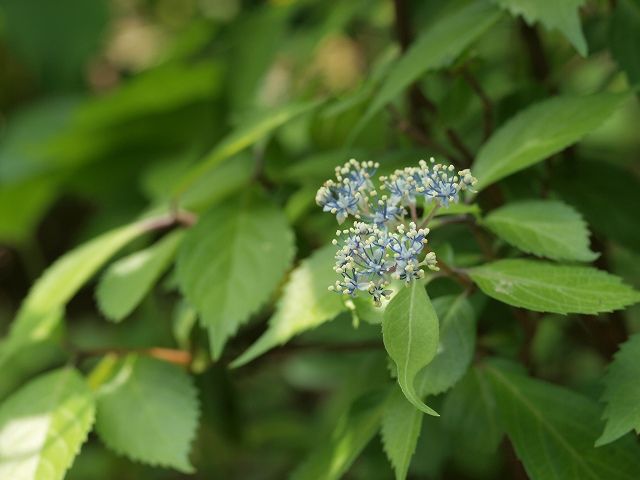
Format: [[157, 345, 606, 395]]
[[415, 294, 476, 397], [173, 100, 322, 195], [469, 259, 640, 314], [93, 355, 199, 473], [554, 161, 640, 254], [610, 0, 640, 87], [483, 200, 597, 262], [598, 334, 640, 446], [96, 230, 184, 322], [292, 389, 386, 480], [0, 221, 145, 366], [231, 244, 345, 367], [473, 92, 629, 190], [176, 193, 295, 359], [492, 0, 587, 56], [381, 388, 424, 480], [442, 368, 503, 454], [356, 1, 501, 131], [382, 282, 440, 416], [485, 362, 640, 480], [0, 368, 95, 480]]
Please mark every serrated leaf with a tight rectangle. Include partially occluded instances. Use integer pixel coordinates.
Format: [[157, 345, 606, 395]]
[[231, 244, 345, 367], [473, 92, 629, 190], [382, 282, 439, 416], [442, 368, 503, 454], [96, 230, 184, 322], [173, 100, 322, 195], [0, 368, 95, 480], [483, 200, 597, 262], [485, 361, 640, 480], [610, 0, 640, 88], [598, 334, 640, 446], [0, 221, 145, 367], [93, 355, 199, 473], [176, 193, 295, 359], [355, 1, 501, 132], [469, 259, 640, 314], [492, 0, 587, 56], [415, 294, 476, 397], [292, 389, 386, 480], [381, 388, 424, 480]]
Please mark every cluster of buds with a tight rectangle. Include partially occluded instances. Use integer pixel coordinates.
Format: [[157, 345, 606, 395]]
[[328, 222, 438, 306], [318, 158, 476, 305]]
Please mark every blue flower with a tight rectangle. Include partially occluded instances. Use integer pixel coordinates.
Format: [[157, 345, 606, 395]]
[[319, 157, 476, 305], [370, 196, 404, 227], [316, 159, 379, 224]]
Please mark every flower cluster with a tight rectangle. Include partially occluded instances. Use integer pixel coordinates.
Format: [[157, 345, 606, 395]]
[[317, 158, 476, 305], [328, 222, 436, 305]]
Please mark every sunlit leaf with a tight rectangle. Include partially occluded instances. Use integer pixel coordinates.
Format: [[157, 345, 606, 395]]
[[0, 368, 95, 480], [231, 244, 345, 367], [96, 230, 184, 322], [0, 221, 146, 367], [473, 93, 629, 190], [382, 282, 439, 416], [483, 200, 597, 262], [92, 355, 199, 473], [469, 259, 640, 314], [176, 192, 295, 359]]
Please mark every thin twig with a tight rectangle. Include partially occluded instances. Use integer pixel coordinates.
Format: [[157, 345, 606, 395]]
[[419, 203, 440, 230], [460, 66, 494, 140], [409, 203, 418, 223], [77, 347, 193, 367], [387, 105, 462, 166], [139, 210, 197, 232], [445, 129, 473, 166]]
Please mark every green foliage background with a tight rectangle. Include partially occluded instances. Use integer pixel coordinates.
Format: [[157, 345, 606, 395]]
[[1, 0, 640, 479]]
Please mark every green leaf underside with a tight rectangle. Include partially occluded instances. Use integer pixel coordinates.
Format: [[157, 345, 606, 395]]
[[415, 294, 476, 397], [231, 244, 345, 367], [96, 230, 184, 322], [493, 0, 587, 56], [598, 334, 640, 446], [382, 282, 440, 416], [381, 388, 424, 480], [469, 259, 640, 314], [176, 194, 295, 359], [442, 368, 504, 454], [94, 355, 199, 473], [357, 1, 502, 131], [0, 222, 145, 367], [0, 368, 95, 480], [292, 390, 386, 480], [485, 362, 640, 480], [473, 92, 629, 190], [483, 200, 597, 262], [173, 100, 322, 196]]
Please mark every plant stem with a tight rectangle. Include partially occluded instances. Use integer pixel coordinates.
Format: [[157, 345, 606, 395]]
[[419, 203, 440, 230], [76, 347, 193, 367], [460, 66, 494, 140]]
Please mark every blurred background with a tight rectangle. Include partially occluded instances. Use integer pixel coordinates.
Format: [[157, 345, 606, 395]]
[[1, 0, 640, 478]]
